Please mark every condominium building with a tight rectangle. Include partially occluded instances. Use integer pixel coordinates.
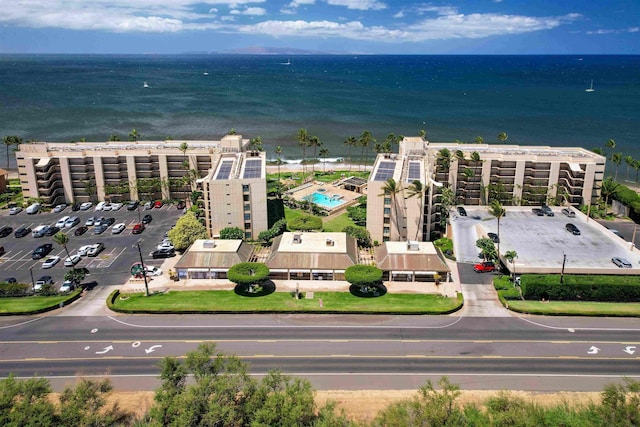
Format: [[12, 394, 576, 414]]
[[367, 137, 605, 243], [15, 135, 268, 239], [200, 150, 268, 240]]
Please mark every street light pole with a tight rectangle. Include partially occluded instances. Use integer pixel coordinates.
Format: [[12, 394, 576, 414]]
[[135, 240, 150, 296], [29, 267, 35, 293], [560, 253, 567, 284]]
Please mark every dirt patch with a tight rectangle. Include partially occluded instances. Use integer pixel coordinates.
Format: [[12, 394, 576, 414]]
[[91, 390, 600, 424]]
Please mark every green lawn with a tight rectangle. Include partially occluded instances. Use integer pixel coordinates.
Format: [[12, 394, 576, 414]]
[[505, 300, 640, 317], [323, 213, 356, 232], [284, 206, 305, 222], [111, 290, 462, 314], [0, 291, 81, 314]]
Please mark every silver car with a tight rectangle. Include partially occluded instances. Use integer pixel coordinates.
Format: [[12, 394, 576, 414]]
[[612, 257, 632, 268]]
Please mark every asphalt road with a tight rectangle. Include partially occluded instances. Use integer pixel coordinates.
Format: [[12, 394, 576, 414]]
[[1, 314, 639, 392]]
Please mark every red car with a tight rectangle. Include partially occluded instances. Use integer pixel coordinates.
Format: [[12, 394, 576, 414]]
[[132, 223, 145, 234], [473, 261, 496, 273], [154, 200, 163, 209]]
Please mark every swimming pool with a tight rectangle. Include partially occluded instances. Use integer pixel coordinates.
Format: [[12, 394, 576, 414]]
[[303, 191, 346, 209]]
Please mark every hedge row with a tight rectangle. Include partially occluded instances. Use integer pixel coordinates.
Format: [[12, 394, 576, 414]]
[[522, 274, 640, 302], [0, 283, 32, 297]]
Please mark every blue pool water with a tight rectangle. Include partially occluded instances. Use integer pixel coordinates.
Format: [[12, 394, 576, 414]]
[[304, 192, 345, 209]]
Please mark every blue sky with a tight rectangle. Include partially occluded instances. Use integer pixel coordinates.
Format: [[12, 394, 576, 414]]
[[0, 0, 638, 54]]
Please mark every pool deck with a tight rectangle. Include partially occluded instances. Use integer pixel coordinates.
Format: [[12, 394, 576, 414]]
[[287, 181, 362, 213]]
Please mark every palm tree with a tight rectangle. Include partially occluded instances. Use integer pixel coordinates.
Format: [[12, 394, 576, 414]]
[[474, 136, 484, 144], [633, 159, 640, 183], [470, 151, 483, 204], [249, 136, 263, 152], [343, 136, 357, 172], [454, 150, 465, 162], [109, 134, 120, 141], [498, 132, 508, 143], [296, 128, 309, 175], [358, 130, 374, 172], [52, 231, 71, 261], [129, 129, 140, 142], [436, 148, 451, 176], [419, 129, 426, 139], [488, 200, 506, 257], [379, 178, 403, 239], [605, 138, 616, 159], [274, 145, 283, 181], [308, 135, 321, 173], [406, 180, 424, 240], [504, 250, 518, 282], [179, 142, 189, 169], [624, 155, 634, 180], [591, 147, 604, 156], [319, 148, 329, 172], [612, 152, 622, 180], [2, 135, 21, 170], [600, 177, 619, 207]]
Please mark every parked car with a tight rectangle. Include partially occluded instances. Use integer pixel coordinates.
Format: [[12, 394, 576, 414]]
[[79, 202, 93, 210], [142, 214, 152, 224], [132, 223, 145, 234], [55, 216, 70, 228], [566, 223, 581, 235], [612, 257, 632, 268], [85, 217, 96, 226], [34, 276, 54, 292], [59, 280, 75, 293], [176, 201, 186, 210], [473, 261, 496, 273], [0, 226, 13, 238], [457, 206, 467, 216], [143, 201, 152, 210], [112, 223, 126, 234], [607, 228, 625, 239], [561, 208, 576, 218], [64, 254, 82, 266], [152, 247, 175, 259], [87, 243, 105, 257], [9, 207, 23, 215], [145, 266, 163, 276], [42, 256, 61, 269], [14, 226, 31, 238], [64, 216, 80, 228], [32, 243, 54, 260], [154, 200, 163, 209], [3, 277, 17, 284], [157, 240, 174, 250], [104, 217, 116, 226], [32, 225, 48, 238], [532, 208, 544, 216], [0, 246, 4, 256], [487, 232, 499, 243], [127, 201, 139, 211], [93, 225, 108, 235], [53, 204, 67, 213], [71, 203, 81, 211], [26, 203, 41, 214], [77, 244, 94, 256], [74, 226, 89, 236], [110, 202, 123, 211], [541, 205, 554, 217], [94, 201, 106, 211], [102, 202, 112, 211], [44, 226, 60, 236]]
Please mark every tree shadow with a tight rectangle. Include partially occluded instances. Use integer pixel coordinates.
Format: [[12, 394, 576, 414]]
[[349, 283, 387, 298], [233, 280, 276, 297]]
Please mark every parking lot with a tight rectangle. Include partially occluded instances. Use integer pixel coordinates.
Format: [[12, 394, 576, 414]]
[[451, 206, 640, 274], [0, 203, 184, 290]]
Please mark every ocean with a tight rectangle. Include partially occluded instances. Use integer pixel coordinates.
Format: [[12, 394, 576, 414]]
[[1, 54, 639, 168]]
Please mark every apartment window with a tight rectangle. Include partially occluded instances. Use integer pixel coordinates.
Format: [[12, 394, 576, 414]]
[[244, 213, 251, 221], [244, 204, 250, 211], [384, 197, 391, 205], [243, 194, 250, 202], [244, 223, 251, 230], [242, 184, 250, 192], [383, 217, 390, 224], [383, 227, 390, 234], [384, 207, 391, 215], [245, 232, 252, 239]]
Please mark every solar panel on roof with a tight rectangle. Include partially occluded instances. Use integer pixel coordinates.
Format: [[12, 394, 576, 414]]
[[374, 161, 397, 181], [243, 159, 262, 179], [407, 161, 421, 181], [215, 161, 233, 180]]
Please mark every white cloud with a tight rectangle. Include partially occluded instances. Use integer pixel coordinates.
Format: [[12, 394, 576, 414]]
[[587, 26, 640, 35], [325, 0, 386, 11]]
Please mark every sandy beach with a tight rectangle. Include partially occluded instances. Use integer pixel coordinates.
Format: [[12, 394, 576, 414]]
[[266, 161, 372, 174]]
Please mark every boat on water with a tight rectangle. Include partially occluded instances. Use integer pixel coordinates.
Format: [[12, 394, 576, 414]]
[[585, 80, 594, 92], [143, 81, 149, 88], [203, 72, 209, 76], [281, 59, 291, 65]]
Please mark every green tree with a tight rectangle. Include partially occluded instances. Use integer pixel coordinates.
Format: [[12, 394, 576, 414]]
[[275, 145, 283, 181], [57, 378, 131, 426], [228, 128, 237, 135], [219, 226, 244, 240], [345, 265, 383, 293], [600, 177, 620, 207], [343, 225, 372, 248], [504, 250, 518, 282], [592, 147, 604, 156], [249, 136, 263, 152], [109, 134, 120, 141], [379, 178, 403, 239], [406, 180, 424, 240], [476, 237, 497, 262], [251, 371, 317, 426], [308, 135, 322, 173], [288, 215, 323, 231], [605, 138, 616, 159], [129, 128, 140, 142], [358, 130, 374, 171], [474, 135, 484, 144], [296, 128, 310, 175], [167, 211, 207, 251], [488, 200, 506, 256], [437, 148, 451, 175], [64, 268, 87, 286], [179, 141, 189, 169], [52, 231, 71, 260], [343, 136, 357, 172], [228, 262, 270, 292], [498, 132, 508, 143], [346, 205, 367, 226], [624, 155, 634, 180], [2, 135, 22, 171], [633, 159, 640, 183], [0, 375, 55, 426], [319, 147, 330, 172], [611, 152, 622, 181]]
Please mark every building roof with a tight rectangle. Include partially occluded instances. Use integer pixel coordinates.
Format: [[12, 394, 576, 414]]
[[375, 241, 450, 273], [265, 232, 359, 270], [174, 239, 253, 269], [341, 176, 367, 187]]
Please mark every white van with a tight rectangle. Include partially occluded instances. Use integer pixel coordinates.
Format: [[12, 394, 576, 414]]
[[26, 203, 41, 214], [32, 225, 48, 238]]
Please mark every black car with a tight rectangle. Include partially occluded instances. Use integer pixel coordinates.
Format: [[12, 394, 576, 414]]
[[532, 208, 544, 216], [541, 206, 554, 217], [142, 214, 153, 224], [126, 201, 139, 211], [14, 226, 31, 238], [176, 201, 186, 210], [0, 226, 13, 238], [2, 277, 17, 284], [71, 203, 81, 211], [74, 226, 89, 236], [103, 217, 116, 226], [32, 243, 53, 260], [487, 232, 500, 243], [457, 206, 467, 216], [566, 223, 581, 235], [44, 226, 60, 236], [152, 247, 175, 259]]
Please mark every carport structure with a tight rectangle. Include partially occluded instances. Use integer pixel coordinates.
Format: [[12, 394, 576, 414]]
[[451, 206, 640, 275], [174, 239, 253, 280], [375, 241, 451, 282]]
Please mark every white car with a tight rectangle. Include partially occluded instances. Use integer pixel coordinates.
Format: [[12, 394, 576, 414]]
[[42, 256, 60, 269], [111, 223, 126, 234], [65, 216, 80, 228], [77, 245, 94, 256], [157, 241, 174, 251], [59, 280, 75, 293], [9, 207, 23, 215], [79, 202, 93, 211], [87, 243, 105, 257], [53, 204, 67, 213], [110, 202, 123, 211], [145, 266, 163, 276], [55, 216, 70, 228], [94, 201, 106, 211], [85, 217, 95, 226], [102, 203, 112, 211], [64, 254, 82, 267]]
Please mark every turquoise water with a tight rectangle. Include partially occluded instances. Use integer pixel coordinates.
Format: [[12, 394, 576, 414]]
[[304, 192, 345, 209]]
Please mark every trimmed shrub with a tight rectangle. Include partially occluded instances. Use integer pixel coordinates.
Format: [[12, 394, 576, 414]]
[[345, 265, 383, 287], [227, 262, 270, 287], [288, 215, 322, 231], [521, 274, 640, 302], [0, 282, 31, 297], [343, 225, 372, 248], [258, 218, 287, 243]]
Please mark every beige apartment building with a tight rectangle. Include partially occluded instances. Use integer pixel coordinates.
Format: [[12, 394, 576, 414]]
[[367, 137, 606, 243], [15, 135, 268, 239]]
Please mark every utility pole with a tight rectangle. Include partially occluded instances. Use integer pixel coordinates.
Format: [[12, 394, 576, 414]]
[[560, 253, 567, 284], [135, 240, 150, 296], [631, 224, 638, 251], [29, 267, 35, 293]]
